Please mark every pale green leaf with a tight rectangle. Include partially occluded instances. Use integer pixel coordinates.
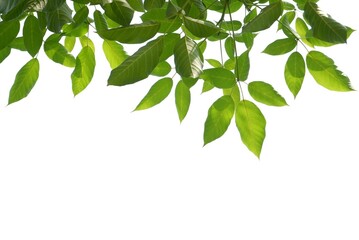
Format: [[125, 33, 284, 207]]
[[235, 100, 266, 158], [108, 37, 163, 86], [248, 81, 288, 106], [200, 68, 236, 89], [64, 36, 76, 52], [8, 58, 40, 104], [151, 61, 171, 76], [175, 80, 191, 122], [284, 52, 305, 97], [204, 95, 235, 145], [103, 40, 128, 69], [263, 38, 297, 55], [306, 51, 353, 91], [71, 46, 96, 95], [79, 35, 95, 52], [44, 37, 76, 67], [206, 59, 222, 68], [223, 83, 241, 106], [135, 77, 173, 110]]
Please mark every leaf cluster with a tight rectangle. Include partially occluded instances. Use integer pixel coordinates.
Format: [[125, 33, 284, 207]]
[[0, 0, 354, 158]]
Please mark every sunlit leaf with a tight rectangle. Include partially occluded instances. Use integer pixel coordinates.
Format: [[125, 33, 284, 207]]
[[141, 8, 181, 33], [64, 36, 76, 52], [200, 68, 236, 89], [285, 52, 305, 97], [44, 36, 76, 67], [235, 50, 250, 81], [248, 81, 288, 106], [151, 61, 171, 76], [175, 80, 191, 122], [204, 95, 235, 145], [183, 16, 220, 38], [103, 40, 128, 69], [263, 38, 297, 55]]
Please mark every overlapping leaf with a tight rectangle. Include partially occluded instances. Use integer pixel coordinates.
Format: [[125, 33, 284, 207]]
[[23, 15, 43, 57], [103, 40, 128, 69], [0, 19, 20, 51], [183, 16, 220, 38], [200, 68, 236, 89]]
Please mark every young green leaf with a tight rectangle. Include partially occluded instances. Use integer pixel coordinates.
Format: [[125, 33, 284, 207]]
[[220, 21, 242, 31], [263, 38, 297, 55], [0, 19, 20, 51], [103, 40, 128, 69], [23, 15, 43, 57], [223, 83, 241, 106], [242, 1, 283, 32], [174, 36, 203, 78], [151, 61, 171, 76], [202, 81, 215, 93], [295, 17, 314, 48], [248, 81, 288, 106], [284, 52, 305, 97], [235, 100, 266, 158], [108, 37, 163, 86], [200, 68, 236, 89], [79, 35, 95, 52], [304, 2, 347, 44], [71, 46, 96, 96], [134, 77, 173, 111], [8, 58, 40, 105], [306, 51, 353, 92], [44, 39, 76, 67], [175, 80, 191, 122], [204, 95, 235, 145], [98, 22, 160, 44], [183, 16, 220, 38], [206, 59, 222, 68], [235, 50, 250, 81], [64, 36, 76, 52]]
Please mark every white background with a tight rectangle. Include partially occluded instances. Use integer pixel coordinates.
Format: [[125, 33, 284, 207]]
[[1, 1, 359, 239]]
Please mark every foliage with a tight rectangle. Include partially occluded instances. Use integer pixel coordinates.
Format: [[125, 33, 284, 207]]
[[0, 0, 354, 158]]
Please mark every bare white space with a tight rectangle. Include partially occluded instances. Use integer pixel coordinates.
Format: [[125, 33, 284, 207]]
[[0, 1, 358, 239]]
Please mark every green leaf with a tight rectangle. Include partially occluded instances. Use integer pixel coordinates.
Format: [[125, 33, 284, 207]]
[[202, 81, 215, 93], [295, 17, 314, 47], [9, 37, 26, 51], [235, 100, 266, 158], [248, 81, 288, 106], [303, 2, 347, 44], [108, 37, 163, 86], [235, 50, 250, 81], [64, 36, 76, 52], [0, 47, 11, 63], [183, 16, 220, 38], [223, 84, 241, 106], [127, 0, 145, 12], [262, 38, 297, 55], [225, 37, 235, 59], [98, 22, 160, 44], [45, 2, 73, 33], [144, 0, 164, 10], [174, 36, 203, 78], [160, 33, 180, 61], [284, 52, 305, 97], [71, 46, 96, 96], [103, 40, 128, 69], [306, 51, 353, 92], [23, 15, 43, 57], [220, 21, 242, 31], [206, 59, 222, 68], [8, 58, 40, 105], [175, 80, 191, 122], [44, 37, 76, 67], [141, 8, 182, 33], [200, 68, 236, 89], [151, 61, 171, 76], [134, 77, 173, 110], [0, 19, 20, 51], [103, 0, 134, 26], [242, 1, 282, 32], [43, 0, 66, 12], [79, 35, 95, 52], [204, 95, 235, 145], [94, 9, 108, 31]]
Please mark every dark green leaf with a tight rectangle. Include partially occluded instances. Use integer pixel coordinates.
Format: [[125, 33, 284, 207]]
[[0, 47, 11, 63], [242, 1, 283, 32], [71, 46, 96, 96], [134, 77, 173, 110], [127, 0, 145, 12], [175, 80, 191, 122], [235, 100, 266, 158], [103, 40, 128, 69], [204, 95, 235, 145], [248, 81, 288, 106], [220, 21, 242, 31], [141, 8, 182, 33], [98, 22, 160, 44], [9, 37, 26, 51], [0, 19, 20, 51], [103, 1, 134, 26], [144, 0, 164, 10], [44, 36, 76, 67], [23, 15, 43, 57], [183, 16, 220, 38], [200, 68, 236, 89], [45, 2, 73, 33], [8, 58, 40, 104], [160, 33, 180, 61], [43, 0, 66, 12], [174, 36, 203, 78], [284, 52, 305, 97], [263, 38, 297, 55], [94, 9, 108, 31], [306, 51, 353, 91], [108, 37, 163, 86]]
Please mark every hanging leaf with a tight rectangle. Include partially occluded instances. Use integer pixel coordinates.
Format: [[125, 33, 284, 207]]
[[225, 37, 235, 59], [0, 19, 20, 51], [71, 46, 96, 96], [200, 68, 236, 89], [141, 8, 182, 33], [64, 36, 76, 52], [102, 40, 128, 69], [93, 9, 108, 31], [262, 38, 297, 55], [295, 17, 314, 48], [242, 1, 283, 32], [174, 36, 203, 78], [103, 0, 134, 26], [183, 16, 220, 38], [284, 52, 305, 97], [235, 100, 266, 158], [44, 37, 76, 67], [23, 15, 43, 57], [248, 81, 288, 106], [223, 84, 241, 106], [220, 21, 242, 31], [127, 0, 145, 12], [9, 37, 26, 51], [8, 58, 40, 105], [160, 33, 180, 61], [134, 77, 173, 111], [206, 59, 222, 68], [204, 95, 235, 145], [235, 50, 250, 81], [151, 61, 171, 76], [202, 81, 215, 93], [0, 47, 11, 63], [108, 37, 163, 86], [175, 80, 191, 122], [144, 0, 164, 10], [306, 51, 353, 92], [303, 2, 347, 44], [45, 2, 73, 33], [98, 22, 160, 44]]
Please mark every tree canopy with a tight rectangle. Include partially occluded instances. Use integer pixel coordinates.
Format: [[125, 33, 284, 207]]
[[0, 0, 354, 158]]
